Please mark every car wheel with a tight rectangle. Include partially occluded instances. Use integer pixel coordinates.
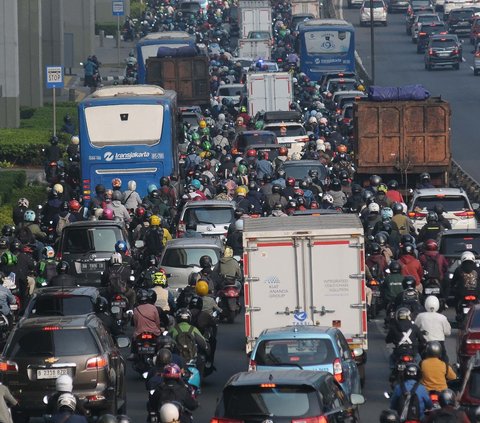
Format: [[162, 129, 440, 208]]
[[454, 62, 460, 70], [474, 68, 479, 75]]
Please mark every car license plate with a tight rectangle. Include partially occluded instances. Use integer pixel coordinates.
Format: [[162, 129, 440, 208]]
[[111, 301, 126, 308], [138, 346, 155, 354], [464, 307, 471, 314], [10, 304, 18, 311], [372, 290, 381, 297], [438, 52, 450, 56], [37, 368, 69, 380], [425, 287, 440, 295], [80, 262, 105, 272]]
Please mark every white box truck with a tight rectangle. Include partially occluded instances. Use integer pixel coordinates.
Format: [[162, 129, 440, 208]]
[[246, 72, 293, 117], [292, 0, 321, 17], [243, 215, 368, 356], [239, 0, 272, 38], [238, 39, 272, 61]]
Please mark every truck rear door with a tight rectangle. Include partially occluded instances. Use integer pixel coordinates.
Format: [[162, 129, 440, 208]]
[[247, 73, 292, 116]]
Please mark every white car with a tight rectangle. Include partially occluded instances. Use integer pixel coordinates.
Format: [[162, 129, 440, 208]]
[[216, 83, 246, 106], [408, 187, 479, 233], [360, 0, 388, 25], [263, 122, 308, 157]]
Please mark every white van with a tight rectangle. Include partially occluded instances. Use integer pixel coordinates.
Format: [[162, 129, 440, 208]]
[[444, 0, 466, 16]]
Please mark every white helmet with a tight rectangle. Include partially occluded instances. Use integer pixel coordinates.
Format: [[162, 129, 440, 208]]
[[56, 374, 73, 392], [368, 202, 380, 213], [57, 393, 76, 412], [308, 116, 317, 124], [70, 136, 79, 145], [235, 219, 244, 231], [424, 295, 439, 313], [461, 251, 476, 263], [323, 193, 334, 204], [159, 403, 180, 423], [110, 252, 123, 264], [291, 152, 301, 160], [218, 113, 226, 122], [128, 180, 137, 191]]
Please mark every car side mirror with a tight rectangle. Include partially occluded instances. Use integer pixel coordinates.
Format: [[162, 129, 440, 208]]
[[116, 336, 130, 349], [350, 394, 365, 405]]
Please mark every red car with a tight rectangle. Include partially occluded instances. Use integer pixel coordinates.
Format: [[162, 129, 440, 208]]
[[457, 304, 480, 371], [458, 351, 480, 421]]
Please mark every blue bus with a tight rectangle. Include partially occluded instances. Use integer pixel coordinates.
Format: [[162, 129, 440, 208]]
[[78, 85, 178, 204], [136, 31, 196, 83], [296, 19, 356, 81]]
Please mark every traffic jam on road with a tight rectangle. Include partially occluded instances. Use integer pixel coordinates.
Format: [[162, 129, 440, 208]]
[[2, 0, 480, 422]]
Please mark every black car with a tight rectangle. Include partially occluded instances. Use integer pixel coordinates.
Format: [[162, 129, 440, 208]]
[[417, 22, 448, 53], [280, 160, 329, 186], [447, 8, 475, 36], [406, 4, 436, 34], [424, 34, 462, 70], [212, 370, 365, 423]]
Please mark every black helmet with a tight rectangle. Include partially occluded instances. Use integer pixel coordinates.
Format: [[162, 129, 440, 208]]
[[263, 174, 273, 183], [433, 204, 445, 216], [402, 275, 416, 290], [420, 172, 431, 182], [392, 202, 403, 215], [362, 190, 374, 202], [400, 234, 416, 246], [370, 242, 381, 255], [402, 243, 415, 256], [155, 348, 172, 367], [95, 297, 108, 313], [150, 190, 160, 199], [137, 289, 149, 305], [370, 174, 382, 187], [60, 201, 69, 212], [112, 190, 122, 202], [389, 260, 402, 274], [338, 170, 349, 182], [0, 237, 8, 249], [160, 176, 170, 187], [95, 184, 106, 194], [57, 261, 69, 274], [97, 415, 117, 423], [175, 307, 192, 323], [147, 289, 157, 305], [439, 389, 456, 407], [426, 211, 438, 224], [199, 255, 213, 268], [248, 180, 257, 191], [272, 184, 282, 194], [234, 208, 245, 219], [375, 232, 388, 246], [425, 341, 442, 358], [352, 184, 363, 195], [147, 255, 158, 267], [331, 179, 341, 192], [1, 225, 14, 237], [379, 410, 400, 423], [387, 180, 399, 190], [156, 334, 174, 351], [404, 363, 421, 381], [189, 295, 203, 311], [10, 239, 22, 252]]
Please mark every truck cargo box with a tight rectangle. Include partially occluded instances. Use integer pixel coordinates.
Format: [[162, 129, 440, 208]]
[[238, 39, 272, 60], [243, 215, 367, 353], [292, 0, 321, 17], [353, 98, 451, 176], [247, 72, 293, 117], [239, 0, 272, 38]]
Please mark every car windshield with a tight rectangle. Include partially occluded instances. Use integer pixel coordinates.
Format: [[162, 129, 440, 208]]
[[236, 133, 277, 150], [431, 39, 457, 48], [184, 207, 235, 225], [161, 247, 219, 268], [467, 370, 480, 399], [412, 195, 470, 212], [180, 113, 199, 127], [266, 126, 306, 137], [412, 0, 432, 7], [255, 339, 336, 366], [418, 14, 440, 22], [222, 386, 321, 418], [283, 164, 328, 181], [218, 86, 245, 97], [63, 227, 122, 254], [30, 295, 94, 317], [450, 9, 473, 18], [7, 328, 99, 358], [439, 235, 480, 256]]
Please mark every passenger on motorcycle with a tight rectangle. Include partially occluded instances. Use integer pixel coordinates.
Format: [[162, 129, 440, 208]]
[[46, 375, 87, 416], [51, 393, 88, 423], [102, 253, 135, 309], [195, 281, 222, 316], [144, 215, 166, 258], [366, 242, 388, 280], [394, 276, 425, 318], [423, 388, 470, 422], [420, 341, 456, 392]]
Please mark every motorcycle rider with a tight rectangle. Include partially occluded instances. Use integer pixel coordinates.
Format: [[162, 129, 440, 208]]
[[389, 363, 433, 421], [150, 364, 198, 423], [212, 247, 242, 287], [102, 253, 135, 309], [423, 389, 470, 422], [416, 172, 435, 189], [420, 341, 457, 392], [415, 296, 451, 361], [226, 219, 244, 257], [391, 202, 415, 237], [36, 246, 58, 289], [144, 215, 166, 258], [386, 180, 404, 204], [419, 239, 449, 299], [0, 270, 17, 327], [46, 375, 87, 416], [453, 251, 480, 319], [51, 393, 88, 423], [122, 180, 142, 211], [9, 239, 35, 301], [95, 296, 122, 336], [195, 280, 222, 316], [50, 261, 78, 288], [159, 403, 181, 423], [383, 261, 405, 324], [13, 198, 29, 226], [417, 212, 445, 244], [366, 242, 388, 281], [151, 268, 175, 315], [394, 276, 425, 318], [433, 204, 452, 231], [106, 190, 131, 223], [399, 243, 424, 291]]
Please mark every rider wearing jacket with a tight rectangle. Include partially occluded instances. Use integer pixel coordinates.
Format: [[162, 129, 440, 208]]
[[420, 341, 457, 392]]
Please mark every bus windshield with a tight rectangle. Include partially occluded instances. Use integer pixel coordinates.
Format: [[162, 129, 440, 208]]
[[304, 30, 352, 55], [85, 104, 164, 147]]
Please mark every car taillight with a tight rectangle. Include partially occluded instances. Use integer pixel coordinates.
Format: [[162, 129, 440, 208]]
[[292, 417, 328, 423], [115, 294, 124, 301], [0, 360, 18, 372], [177, 220, 186, 237], [454, 210, 475, 218], [248, 359, 257, 371], [430, 393, 439, 402], [210, 419, 244, 423], [83, 179, 91, 201], [333, 358, 344, 383], [419, 32, 426, 36], [428, 48, 435, 56], [408, 211, 427, 219], [86, 356, 108, 369], [43, 326, 61, 331], [402, 355, 413, 362], [369, 279, 379, 286], [465, 333, 480, 355]]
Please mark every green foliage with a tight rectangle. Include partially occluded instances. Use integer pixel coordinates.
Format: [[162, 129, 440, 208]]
[[0, 171, 26, 206], [130, 1, 147, 19], [95, 23, 119, 36], [13, 184, 47, 210], [0, 205, 13, 228]]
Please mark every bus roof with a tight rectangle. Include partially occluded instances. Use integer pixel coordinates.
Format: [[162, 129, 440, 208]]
[[299, 18, 354, 28], [142, 31, 192, 40], [88, 85, 166, 98]]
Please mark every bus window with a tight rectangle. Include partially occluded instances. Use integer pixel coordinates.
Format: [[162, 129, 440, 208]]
[[304, 30, 352, 55]]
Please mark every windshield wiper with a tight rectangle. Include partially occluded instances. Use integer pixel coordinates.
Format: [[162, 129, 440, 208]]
[[197, 220, 216, 227]]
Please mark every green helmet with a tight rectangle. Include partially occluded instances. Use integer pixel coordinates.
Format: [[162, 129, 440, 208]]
[[201, 127, 210, 135], [201, 140, 211, 151], [237, 164, 248, 176], [191, 131, 200, 141], [255, 120, 264, 130], [1, 251, 17, 266]]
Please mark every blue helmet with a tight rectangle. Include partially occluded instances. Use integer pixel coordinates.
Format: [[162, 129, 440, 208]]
[[191, 179, 201, 190], [147, 184, 158, 194], [115, 240, 128, 253]]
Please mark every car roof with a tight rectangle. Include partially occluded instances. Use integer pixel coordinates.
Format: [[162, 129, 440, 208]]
[[413, 187, 466, 196], [282, 160, 325, 167], [441, 229, 480, 237], [218, 83, 245, 88], [225, 370, 331, 388], [16, 314, 98, 330], [33, 286, 99, 297], [258, 325, 338, 338], [64, 221, 124, 229], [184, 200, 236, 207], [264, 122, 304, 127], [430, 34, 458, 40], [237, 130, 276, 136], [164, 237, 224, 248]]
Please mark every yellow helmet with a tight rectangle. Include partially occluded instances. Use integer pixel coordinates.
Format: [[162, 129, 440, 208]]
[[357, 84, 365, 92], [152, 269, 167, 286], [224, 246, 233, 258], [149, 215, 161, 226], [236, 186, 247, 196], [195, 280, 209, 296], [199, 120, 207, 129], [53, 183, 64, 194]]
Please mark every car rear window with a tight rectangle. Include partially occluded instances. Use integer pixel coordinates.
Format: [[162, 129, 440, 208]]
[[63, 227, 122, 254], [184, 207, 235, 225], [222, 385, 321, 418], [422, 24, 446, 34], [412, 195, 469, 212], [450, 9, 473, 18], [161, 247, 219, 268], [235, 133, 277, 150], [30, 295, 94, 317], [418, 14, 440, 22], [431, 39, 457, 48], [327, 80, 358, 92], [248, 32, 270, 39], [283, 164, 328, 181], [412, 0, 433, 7], [255, 338, 336, 366], [439, 235, 480, 256], [7, 328, 99, 358], [467, 370, 480, 398], [218, 86, 245, 97], [266, 126, 306, 137], [180, 113, 199, 127]]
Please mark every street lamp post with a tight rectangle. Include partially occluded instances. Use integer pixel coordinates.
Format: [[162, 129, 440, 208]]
[[369, 0, 375, 84]]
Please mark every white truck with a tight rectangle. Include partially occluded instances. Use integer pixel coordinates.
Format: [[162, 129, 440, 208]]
[[238, 0, 272, 38], [246, 72, 293, 117], [292, 0, 321, 17], [243, 215, 368, 357], [238, 39, 272, 61]]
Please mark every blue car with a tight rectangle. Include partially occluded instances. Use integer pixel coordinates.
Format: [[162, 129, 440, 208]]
[[249, 326, 363, 397]]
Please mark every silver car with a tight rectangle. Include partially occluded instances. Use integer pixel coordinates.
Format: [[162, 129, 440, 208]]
[[474, 42, 480, 75]]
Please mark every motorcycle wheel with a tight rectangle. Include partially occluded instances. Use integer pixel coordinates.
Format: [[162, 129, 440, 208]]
[[227, 309, 236, 324]]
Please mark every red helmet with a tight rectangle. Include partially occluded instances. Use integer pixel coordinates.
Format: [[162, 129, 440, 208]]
[[162, 363, 182, 379], [112, 178, 122, 189], [286, 177, 295, 187], [310, 201, 319, 209], [425, 239, 438, 251], [68, 200, 81, 212], [279, 147, 288, 156], [135, 207, 146, 218], [102, 208, 114, 220], [294, 188, 304, 197], [246, 149, 257, 158]]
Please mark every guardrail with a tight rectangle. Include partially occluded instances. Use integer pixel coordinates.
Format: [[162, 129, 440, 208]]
[[324, 0, 480, 203]]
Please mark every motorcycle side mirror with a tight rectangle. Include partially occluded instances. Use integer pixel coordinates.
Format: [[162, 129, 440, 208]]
[[111, 306, 120, 314], [116, 336, 130, 349], [149, 390, 155, 396], [142, 371, 148, 379], [384, 391, 391, 399], [472, 202, 479, 210], [43, 395, 49, 404], [351, 394, 365, 405]]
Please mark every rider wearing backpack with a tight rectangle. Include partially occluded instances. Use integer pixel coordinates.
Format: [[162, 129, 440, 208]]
[[390, 363, 432, 422], [419, 240, 449, 298], [423, 389, 470, 423], [36, 246, 58, 289]]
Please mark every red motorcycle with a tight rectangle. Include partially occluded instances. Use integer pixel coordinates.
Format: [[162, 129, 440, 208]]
[[217, 278, 242, 324]]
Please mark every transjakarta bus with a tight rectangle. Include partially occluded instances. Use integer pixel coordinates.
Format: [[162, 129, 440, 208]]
[[297, 19, 355, 81], [136, 31, 196, 83], [78, 85, 178, 204]]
